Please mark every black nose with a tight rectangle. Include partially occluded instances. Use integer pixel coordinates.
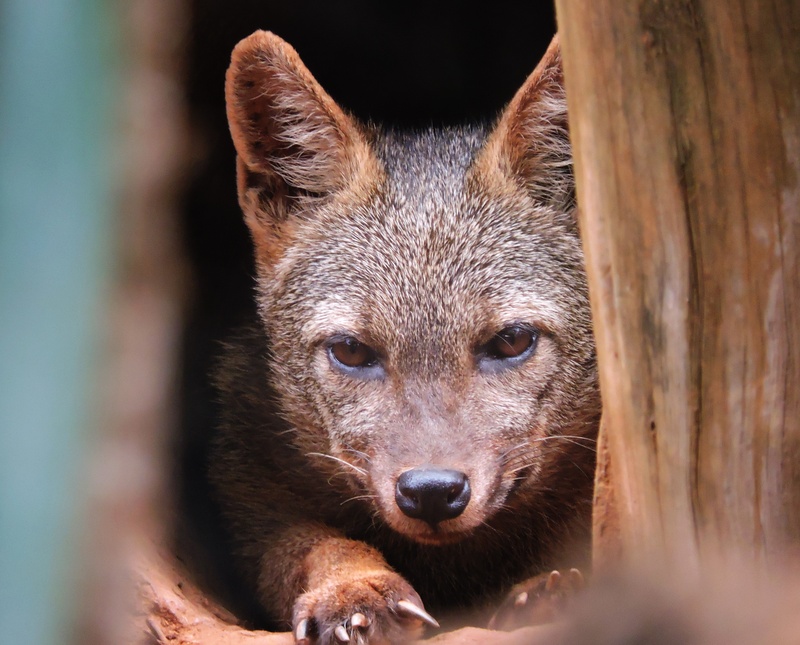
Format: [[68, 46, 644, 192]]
[[395, 467, 471, 526]]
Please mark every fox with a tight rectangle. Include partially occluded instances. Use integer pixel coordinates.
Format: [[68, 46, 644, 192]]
[[210, 30, 600, 645]]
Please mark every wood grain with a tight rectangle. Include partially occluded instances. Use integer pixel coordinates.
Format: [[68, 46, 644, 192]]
[[556, 0, 800, 568]]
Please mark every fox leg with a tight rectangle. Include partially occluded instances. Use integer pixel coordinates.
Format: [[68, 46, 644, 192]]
[[487, 568, 586, 631], [257, 524, 438, 645]]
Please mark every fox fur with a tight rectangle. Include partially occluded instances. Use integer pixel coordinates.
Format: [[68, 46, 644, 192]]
[[211, 30, 600, 644]]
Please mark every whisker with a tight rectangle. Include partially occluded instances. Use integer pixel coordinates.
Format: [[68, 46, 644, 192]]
[[341, 446, 372, 463], [500, 435, 596, 467], [478, 518, 502, 537], [340, 494, 376, 506], [533, 434, 597, 444], [506, 462, 535, 476], [306, 452, 368, 476], [499, 441, 531, 463], [503, 435, 597, 476], [532, 435, 597, 452]]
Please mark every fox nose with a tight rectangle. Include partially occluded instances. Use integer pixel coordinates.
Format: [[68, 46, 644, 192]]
[[395, 467, 471, 526]]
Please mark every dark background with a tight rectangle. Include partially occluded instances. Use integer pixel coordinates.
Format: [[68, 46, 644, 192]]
[[175, 0, 557, 626]]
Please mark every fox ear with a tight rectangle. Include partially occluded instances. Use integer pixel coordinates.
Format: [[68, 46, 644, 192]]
[[225, 31, 377, 254], [477, 36, 572, 209]]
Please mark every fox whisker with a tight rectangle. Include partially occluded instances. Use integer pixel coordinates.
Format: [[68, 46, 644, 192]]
[[342, 446, 372, 463], [534, 435, 597, 452], [341, 494, 376, 506], [307, 452, 368, 477]]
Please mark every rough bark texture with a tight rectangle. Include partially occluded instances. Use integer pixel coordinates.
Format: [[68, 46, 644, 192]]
[[590, 417, 622, 571], [555, 0, 800, 569], [136, 547, 293, 645]]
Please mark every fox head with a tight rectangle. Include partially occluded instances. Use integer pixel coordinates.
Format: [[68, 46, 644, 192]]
[[225, 31, 599, 546]]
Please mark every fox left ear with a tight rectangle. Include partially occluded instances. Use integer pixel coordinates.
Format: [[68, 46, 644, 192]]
[[225, 31, 381, 266], [476, 36, 573, 210]]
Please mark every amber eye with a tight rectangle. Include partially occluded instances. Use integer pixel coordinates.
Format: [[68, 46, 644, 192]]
[[483, 326, 538, 362], [328, 337, 379, 370]]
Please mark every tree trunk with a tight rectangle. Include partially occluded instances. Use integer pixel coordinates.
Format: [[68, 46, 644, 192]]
[[555, 0, 800, 571]]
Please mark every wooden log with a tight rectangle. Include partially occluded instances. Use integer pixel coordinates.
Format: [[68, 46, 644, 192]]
[[555, 0, 800, 569], [77, 0, 190, 642], [137, 545, 557, 645]]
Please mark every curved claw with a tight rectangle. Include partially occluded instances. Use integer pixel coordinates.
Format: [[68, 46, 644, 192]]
[[350, 612, 369, 629], [568, 568, 585, 588], [545, 570, 562, 592], [334, 624, 350, 642], [395, 599, 440, 628], [295, 618, 310, 645]]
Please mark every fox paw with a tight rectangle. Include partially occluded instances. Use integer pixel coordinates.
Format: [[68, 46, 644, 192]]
[[488, 568, 585, 631], [292, 571, 438, 645]]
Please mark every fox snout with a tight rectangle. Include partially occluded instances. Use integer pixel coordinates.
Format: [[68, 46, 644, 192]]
[[361, 443, 505, 544], [394, 466, 472, 526]]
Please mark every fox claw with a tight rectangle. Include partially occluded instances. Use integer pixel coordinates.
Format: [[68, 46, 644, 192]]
[[568, 567, 585, 587], [350, 612, 369, 629], [545, 570, 561, 592], [332, 614, 370, 642], [292, 571, 433, 644], [295, 618, 310, 644], [395, 599, 440, 628], [488, 567, 586, 631]]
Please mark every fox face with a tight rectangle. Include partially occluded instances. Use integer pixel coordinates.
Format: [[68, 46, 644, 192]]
[[226, 32, 598, 548]]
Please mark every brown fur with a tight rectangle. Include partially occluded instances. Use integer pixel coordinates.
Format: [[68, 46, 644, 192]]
[[211, 31, 600, 644]]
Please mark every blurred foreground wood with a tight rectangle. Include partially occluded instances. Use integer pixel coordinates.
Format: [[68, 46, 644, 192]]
[[136, 548, 292, 645], [136, 548, 552, 645], [556, 0, 800, 568], [137, 545, 800, 645], [80, 0, 189, 642]]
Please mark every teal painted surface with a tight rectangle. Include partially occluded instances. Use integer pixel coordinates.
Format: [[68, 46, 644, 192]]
[[0, 0, 115, 643]]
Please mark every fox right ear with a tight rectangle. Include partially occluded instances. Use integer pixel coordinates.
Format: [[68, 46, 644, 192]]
[[225, 31, 378, 258], [476, 36, 573, 210]]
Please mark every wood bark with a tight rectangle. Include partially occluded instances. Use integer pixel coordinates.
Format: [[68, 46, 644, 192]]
[[555, 0, 800, 570]]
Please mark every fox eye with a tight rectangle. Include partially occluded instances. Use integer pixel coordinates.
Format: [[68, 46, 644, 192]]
[[478, 325, 538, 371], [328, 337, 380, 372], [487, 327, 536, 358]]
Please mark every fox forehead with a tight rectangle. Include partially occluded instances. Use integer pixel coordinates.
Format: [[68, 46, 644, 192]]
[[276, 124, 577, 261], [373, 126, 488, 199], [299, 286, 568, 344], [266, 130, 585, 342]]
